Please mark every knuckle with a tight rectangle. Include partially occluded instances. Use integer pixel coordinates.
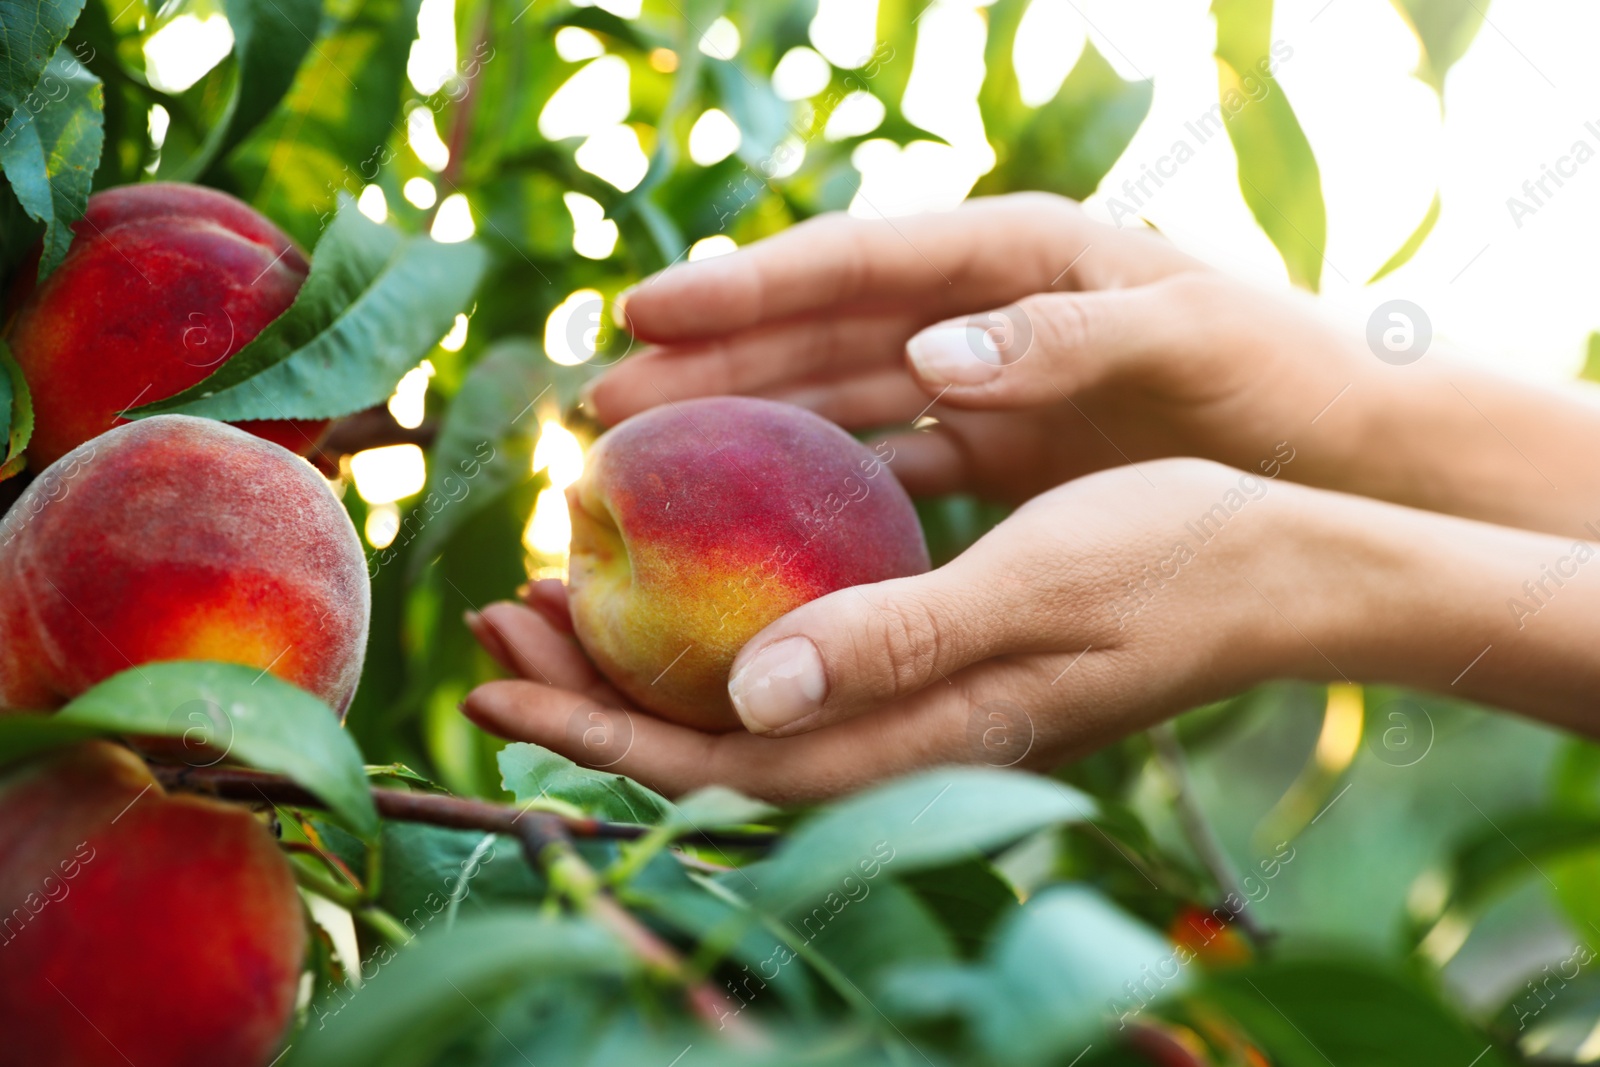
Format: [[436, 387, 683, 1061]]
[[1018, 292, 1091, 360], [1160, 270, 1231, 312], [872, 594, 945, 698]]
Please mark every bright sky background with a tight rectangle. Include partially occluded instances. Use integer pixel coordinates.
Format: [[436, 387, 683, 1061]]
[[146, 0, 1600, 381], [809, 0, 1600, 383], [142, 0, 1600, 532]]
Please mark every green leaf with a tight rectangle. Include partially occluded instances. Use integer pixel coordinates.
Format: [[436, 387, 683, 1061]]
[[454, 0, 571, 183], [749, 768, 1096, 916], [1200, 958, 1512, 1066], [285, 913, 632, 1067], [226, 0, 423, 248], [0, 45, 103, 279], [377, 822, 543, 930], [0, 0, 86, 129], [126, 206, 487, 422], [667, 785, 777, 831], [979, 40, 1151, 201], [884, 885, 1178, 1064], [800, 876, 958, 996], [869, 0, 932, 110], [1213, 0, 1326, 290], [0, 661, 377, 835], [166, 0, 321, 181], [1, 338, 33, 478], [626, 853, 821, 1015], [0, 354, 10, 450], [499, 741, 673, 824], [709, 58, 793, 168], [1391, 0, 1489, 97], [977, 0, 1028, 140], [1407, 808, 1600, 956], [1580, 332, 1600, 384], [1368, 190, 1441, 283], [900, 857, 1020, 958]]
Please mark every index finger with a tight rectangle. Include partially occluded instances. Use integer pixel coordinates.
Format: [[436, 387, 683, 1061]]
[[619, 194, 1195, 345]]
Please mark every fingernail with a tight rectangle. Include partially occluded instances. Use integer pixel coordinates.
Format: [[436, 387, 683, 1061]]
[[464, 609, 482, 628], [728, 636, 827, 734], [907, 326, 1004, 386], [515, 583, 533, 599]]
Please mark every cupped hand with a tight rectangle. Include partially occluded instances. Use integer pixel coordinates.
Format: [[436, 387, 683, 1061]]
[[587, 193, 1380, 505], [461, 459, 1315, 803]]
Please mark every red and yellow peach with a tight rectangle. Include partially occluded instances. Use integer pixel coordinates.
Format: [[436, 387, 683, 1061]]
[[3, 181, 325, 468], [0, 415, 368, 714], [566, 397, 929, 730], [0, 740, 306, 1067]]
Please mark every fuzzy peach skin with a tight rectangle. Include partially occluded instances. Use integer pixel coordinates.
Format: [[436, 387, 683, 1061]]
[[3, 181, 327, 467], [0, 415, 369, 714], [0, 741, 305, 1067], [566, 396, 930, 730]]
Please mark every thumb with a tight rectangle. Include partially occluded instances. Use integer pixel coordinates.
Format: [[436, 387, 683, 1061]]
[[904, 278, 1196, 406], [726, 562, 1005, 737]]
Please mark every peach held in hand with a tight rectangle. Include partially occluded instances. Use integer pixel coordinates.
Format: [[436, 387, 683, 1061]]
[[3, 182, 325, 468], [566, 396, 930, 731], [0, 741, 306, 1067], [0, 415, 369, 714]]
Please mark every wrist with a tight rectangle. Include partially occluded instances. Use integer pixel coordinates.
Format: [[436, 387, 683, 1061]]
[[1257, 484, 1600, 729], [1353, 359, 1600, 539]]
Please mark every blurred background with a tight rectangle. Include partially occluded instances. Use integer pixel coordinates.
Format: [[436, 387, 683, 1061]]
[[110, 0, 1600, 1054]]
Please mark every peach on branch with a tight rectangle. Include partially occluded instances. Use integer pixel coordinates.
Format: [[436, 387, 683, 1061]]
[[566, 396, 930, 731], [3, 181, 325, 468], [0, 740, 305, 1067], [0, 415, 369, 714]]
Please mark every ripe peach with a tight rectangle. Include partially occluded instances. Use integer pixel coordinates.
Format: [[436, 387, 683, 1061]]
[[4, 181, 325, 468], [0, 740, 306, 1067], [567, 397, 929, 730], [0, 415, 368, 714]]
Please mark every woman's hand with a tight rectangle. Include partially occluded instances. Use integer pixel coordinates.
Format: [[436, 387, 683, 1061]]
[[594, 192, 1600, 537], [464, 455, 1600, 802], [463, 460, 1324, 802], [593, 193, 1221, 504]]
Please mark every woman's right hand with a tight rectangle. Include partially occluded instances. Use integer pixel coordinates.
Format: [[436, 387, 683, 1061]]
[[588, 193, 1353, 504], [593, 192, 1600, 539], [464, 453, 1600, 802]]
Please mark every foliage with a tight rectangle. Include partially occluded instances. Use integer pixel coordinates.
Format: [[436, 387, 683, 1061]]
[[4, 1, 1595, 1066]]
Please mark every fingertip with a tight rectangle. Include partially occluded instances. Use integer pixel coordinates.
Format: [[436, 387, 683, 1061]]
[[906, 322, 1005, 389], [611, 284, 635, 331], [521, 579, 575, 634], [728, 634, 829, 735], [460, 679, 564, 737]]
